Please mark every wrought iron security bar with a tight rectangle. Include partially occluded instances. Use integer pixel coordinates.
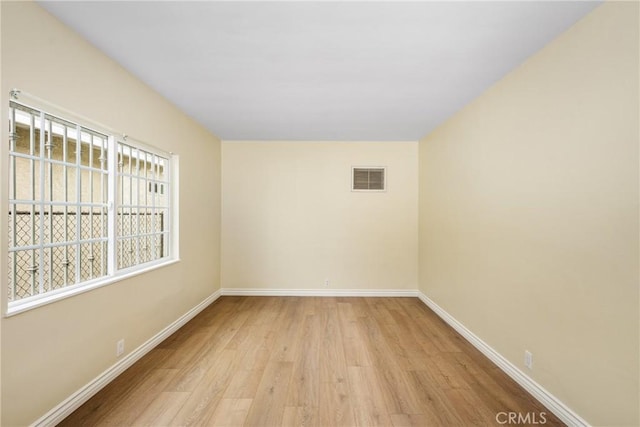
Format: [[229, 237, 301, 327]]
[[8, 210, 164, 300], [116, 142, 170, 271], [7, 96, 172, 305], [8, 101, 109, 301]]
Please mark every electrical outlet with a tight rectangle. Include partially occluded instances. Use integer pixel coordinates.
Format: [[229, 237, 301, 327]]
[[324, 279, 329, 287], [116, 339, 125, 357], [524, 350, 533, 369]]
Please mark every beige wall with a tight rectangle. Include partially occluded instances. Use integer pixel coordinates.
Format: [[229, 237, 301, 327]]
[[418, 2, 639, 426], [0, 2, 221, 426], [222, 141, 418, 292]]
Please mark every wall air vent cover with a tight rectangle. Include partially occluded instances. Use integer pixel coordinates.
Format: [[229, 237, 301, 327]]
[[352, 167, 386, 191]]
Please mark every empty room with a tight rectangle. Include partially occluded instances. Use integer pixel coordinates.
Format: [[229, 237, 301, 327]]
[[0, 1, 638, 426]]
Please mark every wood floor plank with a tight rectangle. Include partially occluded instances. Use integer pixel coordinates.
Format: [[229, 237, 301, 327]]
[[356, 315, 423, 415], [317, 379, 356, 427], [224, 369, 264, 400], [286, 314, 322, 408], [390, 413, 435, 427], [268, 297, 305, 363], [60, 296, 565, 427], [349, 297, 370, 317], [168, 349, 238, 426], [160, 331, 211, 370], [57, 348, 173, 427], [97, 368, 179, 426], [385, 302, 445, 369], [443, 388, 497, 426], [347, 366, 393, 427], [243, 361, 294, 427], [407, 369, 467, 426], [205, 398, 253, 427], [319, 305, 349, 383], [165, 301, 253, 393], [338, 300, 374, 367], [281, 406, 317, 427], [131, 391, 190, 427]]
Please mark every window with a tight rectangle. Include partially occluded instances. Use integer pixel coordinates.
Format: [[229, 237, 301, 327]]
[[7, 94, 175, 314], [116, 142, 170, 270], [352, 167, 386, 191]]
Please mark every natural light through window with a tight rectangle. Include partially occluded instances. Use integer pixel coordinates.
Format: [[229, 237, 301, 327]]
[[7, 93, 176, 314]]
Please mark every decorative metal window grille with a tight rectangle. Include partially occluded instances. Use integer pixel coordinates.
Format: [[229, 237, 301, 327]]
[[352, 167, 386, 191], [8, 102, 109, 302], [7, 94, 174, 310], [116, 142, 170, 270]]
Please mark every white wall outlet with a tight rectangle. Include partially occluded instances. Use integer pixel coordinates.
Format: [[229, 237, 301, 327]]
[[116, 339, 125, 357], [524, 350, 533, 369], [324, 279, 329, 287]]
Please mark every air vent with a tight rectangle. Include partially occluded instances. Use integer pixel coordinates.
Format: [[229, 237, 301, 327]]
[[352, 167, 386, 191]]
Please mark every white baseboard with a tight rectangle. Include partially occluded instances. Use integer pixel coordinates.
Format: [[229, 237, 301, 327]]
[[220, 287, 418, 297], [32, 289, 222, 427], [417, 292, 589, 427]]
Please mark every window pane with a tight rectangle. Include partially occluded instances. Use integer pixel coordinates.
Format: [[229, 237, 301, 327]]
[[51, 245, 68, 291], [80, 242, 99, 281], [12, 204, 32, 247], [13, 157, 28, 201], [79, 135, 90, 168], [12, 249, 38, 300], [47, 163, 62, 202], [131, 176, 139, 207], [65, 130, 78, 163], [117, 207, 124, 237], [116, 142, 171, 268], [117, 238, 135, 270], [51, 210, 67, 244], [8, 101, 110, 304], [8, 98, 174, 309], [67, 244, 79, 285], [157, 209, 169, 233], [139, 235, 152, 264], [152, 234, 163, 261], [66, 167, 77, 203], [66, 207, 78, 242]]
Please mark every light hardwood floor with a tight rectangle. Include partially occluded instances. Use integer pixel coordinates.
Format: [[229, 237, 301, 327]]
[[59, 296, 563, 426]]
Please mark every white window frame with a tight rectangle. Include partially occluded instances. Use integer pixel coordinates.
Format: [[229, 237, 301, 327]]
[[6, 92, 179, 317]]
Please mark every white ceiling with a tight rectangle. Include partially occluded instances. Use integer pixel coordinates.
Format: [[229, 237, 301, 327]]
[[39, 1, 600, 141]]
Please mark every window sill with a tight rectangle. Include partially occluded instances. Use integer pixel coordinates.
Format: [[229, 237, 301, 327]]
[[5, 258, 180, 317]]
